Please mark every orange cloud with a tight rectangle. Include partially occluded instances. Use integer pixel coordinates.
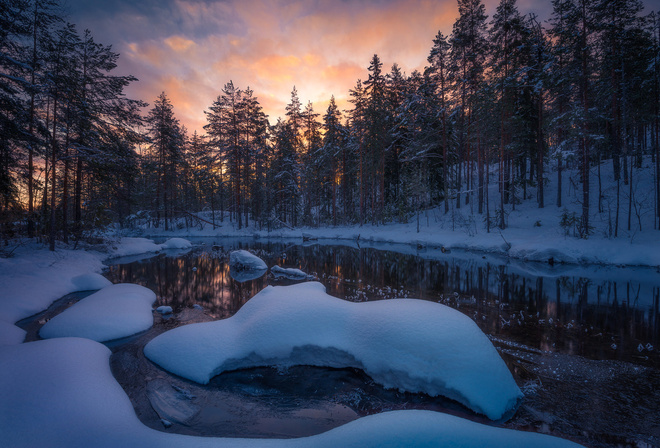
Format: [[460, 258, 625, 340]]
[[119, 0, 463, 133], [164, 35, 196, 53]]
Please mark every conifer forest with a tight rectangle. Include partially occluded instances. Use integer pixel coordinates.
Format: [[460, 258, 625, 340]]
[[2, 0, 660, 250]]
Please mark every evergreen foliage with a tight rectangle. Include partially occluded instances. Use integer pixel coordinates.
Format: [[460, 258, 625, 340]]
[[2, 0, 660, 244]]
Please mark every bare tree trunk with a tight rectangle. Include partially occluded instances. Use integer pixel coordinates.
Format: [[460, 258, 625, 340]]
[[499, 103, 505, 229], [49, 96, 58, 251], [62, 117, 70, 244], [656, 117, 660, 230], [74, 158, 83, 226], [580, 0, 590, 236], [42, 98, 50, 234], [27, 3, 39, 239], [628, 153, 633, 231], [537, 92, 544, 208], [478, 136, 484, 214]]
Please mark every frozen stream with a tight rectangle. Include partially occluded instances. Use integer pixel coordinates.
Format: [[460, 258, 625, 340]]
[[20, 238, 660, 447]]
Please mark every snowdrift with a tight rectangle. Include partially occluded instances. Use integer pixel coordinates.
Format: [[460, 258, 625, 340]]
[[145, 282, 522, 420]]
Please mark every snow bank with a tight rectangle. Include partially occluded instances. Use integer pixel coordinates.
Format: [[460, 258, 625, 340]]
[[0, 338, 583, 448], [230, 250, 267, 270], [0, 245, 107, 345], [160, 237, 193, 250], [40, 284, 156, 342], [271, 265, 312, 280], [145, 282, 522, 420]]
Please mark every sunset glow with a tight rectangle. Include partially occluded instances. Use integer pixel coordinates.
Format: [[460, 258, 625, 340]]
[[67, 0, 656, 132]]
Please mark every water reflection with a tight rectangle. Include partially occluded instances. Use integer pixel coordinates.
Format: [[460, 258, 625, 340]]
[[105, 238, 660, 366]]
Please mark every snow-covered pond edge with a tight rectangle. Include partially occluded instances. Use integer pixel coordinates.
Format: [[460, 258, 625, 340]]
[[0, 236, 590, 447]]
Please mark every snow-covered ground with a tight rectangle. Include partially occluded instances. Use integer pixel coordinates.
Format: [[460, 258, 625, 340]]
[[0, 237, 187, 345], [0, 237, 590, 446], [4, 156, 655, 446], [0, 337, 583, 448], [145, 282, 522, 420], [132, 157, 660, 268]]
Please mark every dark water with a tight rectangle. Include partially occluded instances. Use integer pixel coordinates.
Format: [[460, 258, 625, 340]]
[[102, 238, 660, 447]]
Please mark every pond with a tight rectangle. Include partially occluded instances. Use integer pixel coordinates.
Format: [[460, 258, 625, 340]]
[[98, 238, 660, 446]]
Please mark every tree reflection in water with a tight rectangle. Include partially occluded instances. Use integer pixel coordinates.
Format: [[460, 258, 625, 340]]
[[105, 239, 659, 367]]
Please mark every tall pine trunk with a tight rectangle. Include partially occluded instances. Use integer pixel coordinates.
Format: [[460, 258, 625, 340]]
[[49, 96, 58, 251]]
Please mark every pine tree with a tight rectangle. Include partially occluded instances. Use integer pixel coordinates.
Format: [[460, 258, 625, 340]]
[[320, 96, 344, 226], [205, 81, 244, 228], [427, 30, 453, 214], [147, 92, 184, 230], [363, 54, 389, 223], [348, 79, 367, 225], [270, 119, 300, 226], [0, 0, 31, 244], [25, 0, 61, 238], [301, 101, 322, 226], [450, 0, 488, 210]]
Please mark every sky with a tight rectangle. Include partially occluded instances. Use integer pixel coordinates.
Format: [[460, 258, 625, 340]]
[[65, 0, 660, 134]]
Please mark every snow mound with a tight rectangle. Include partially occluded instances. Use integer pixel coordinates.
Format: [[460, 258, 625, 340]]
[[230, 250, 267, 271], [145, 282, 522, 420], [0, 321, 25, 345], [109, 237, 162, 257], [156, 305, 173, 314], [271, 265, 312, 280], [160, 238, 192, 250], [40, 284, 156, 342], [71, 273, 112, 291], [0, 338, 584, 448]]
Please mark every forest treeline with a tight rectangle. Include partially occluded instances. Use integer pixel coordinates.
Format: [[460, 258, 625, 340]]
[[2, 0, 660, 250]]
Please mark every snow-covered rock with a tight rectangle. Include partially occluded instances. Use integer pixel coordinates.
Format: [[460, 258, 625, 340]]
[[156, 305, 173, 314], [271, 265, 312, 280], [145, 282, 522, 420], [160, 238, 192, 250], [0, 337, 584, 448], [229, 250, 267, 271], [109, 237, 162, 257], [40, 284, 156, 342], [229, 250, 267, 282], [71, 273, 112, 291]]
